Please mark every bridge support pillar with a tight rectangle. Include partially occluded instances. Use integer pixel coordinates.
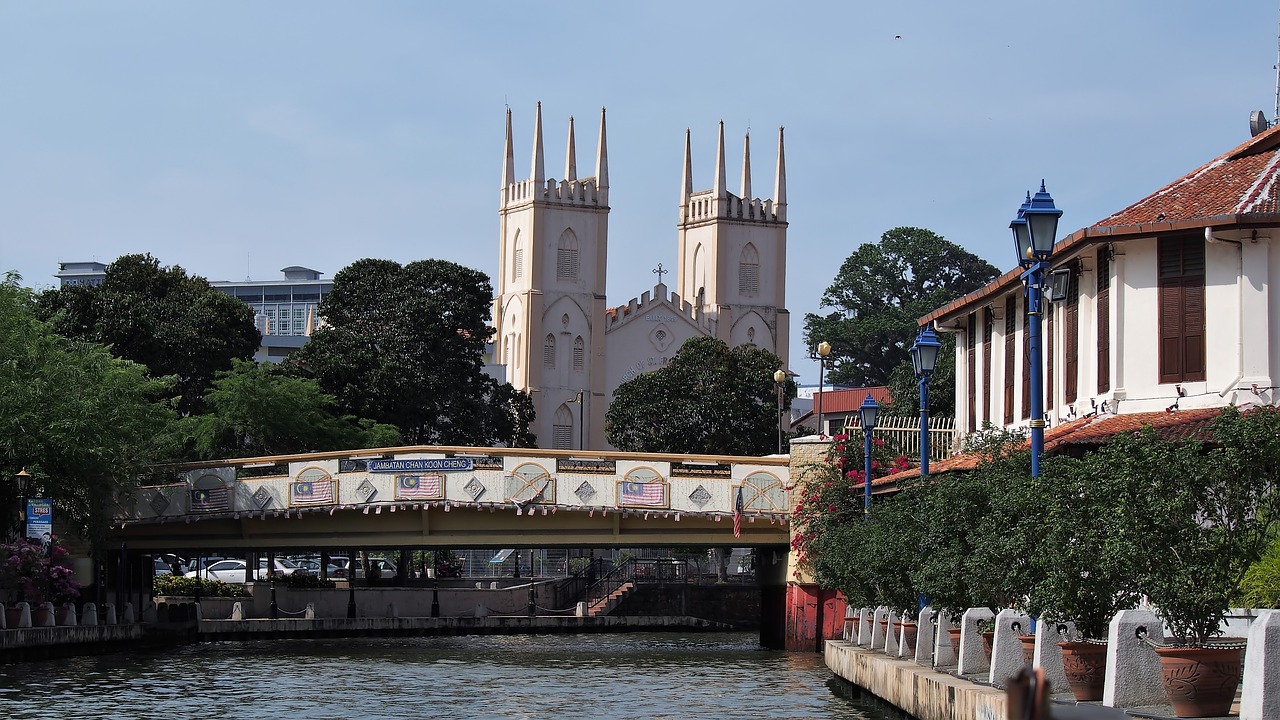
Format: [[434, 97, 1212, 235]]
[[784, 583, 844, 652]]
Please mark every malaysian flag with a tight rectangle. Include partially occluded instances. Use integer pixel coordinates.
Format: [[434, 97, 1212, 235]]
[[290, 479, 335, 506], [190, 486, 229, 513], [619, 480, 666, 507], [396, 473, 442, 500], [733, 486, 744, 538]]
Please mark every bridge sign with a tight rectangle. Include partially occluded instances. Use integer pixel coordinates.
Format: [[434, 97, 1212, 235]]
[[368, 458, 473, 473]]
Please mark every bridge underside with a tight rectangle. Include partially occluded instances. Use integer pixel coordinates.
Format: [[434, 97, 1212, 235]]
[[111, 505, 792, 552]]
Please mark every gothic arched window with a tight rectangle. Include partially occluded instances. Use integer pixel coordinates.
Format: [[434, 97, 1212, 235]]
[[739, 243, 760, 297], [544, 334, 556, 369], [573, 336, 585, 372], [557, 229, 579, 281], [513, 231, 525, 281], [552, 404, 574, 449]]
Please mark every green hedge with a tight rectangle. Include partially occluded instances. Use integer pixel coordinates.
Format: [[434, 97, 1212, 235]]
[[153, 575, 250, 597]]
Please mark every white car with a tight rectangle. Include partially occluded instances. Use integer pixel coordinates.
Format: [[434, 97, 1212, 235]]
[[183, 558, 301, 583]]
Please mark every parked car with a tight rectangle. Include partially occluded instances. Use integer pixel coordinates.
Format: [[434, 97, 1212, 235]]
[[183, 558, 301, 584], [327, 557, 397, 579]]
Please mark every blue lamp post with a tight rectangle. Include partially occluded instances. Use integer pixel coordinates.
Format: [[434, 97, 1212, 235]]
[[1010, 181, 1063, 477], [858, 393, 879, 514], [909, 327, 942, 476]]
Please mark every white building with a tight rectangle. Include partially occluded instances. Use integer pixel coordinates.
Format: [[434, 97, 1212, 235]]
[[210, 266, 331, 363], [493, 104, 791, 450], [925, 124, 1280, 439]]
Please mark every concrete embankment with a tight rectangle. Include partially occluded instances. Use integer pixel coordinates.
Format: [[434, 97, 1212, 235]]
[[825, 639, 1007, 720], [199, 614, 734, 640], [2, 624, 146, 663]]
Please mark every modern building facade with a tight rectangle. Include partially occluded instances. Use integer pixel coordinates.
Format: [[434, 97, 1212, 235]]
[[209, 266, 331, 362], [54, 261, 107, 288], [923, 124, 1280, 442], [492, 104, 791, 450]]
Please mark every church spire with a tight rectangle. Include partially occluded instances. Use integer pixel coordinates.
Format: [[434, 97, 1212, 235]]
[[531, 101, 545, 185], [713, 120, 726, 198], [595, 107, 608, 195], [774, 126, 787, 218], [680, 128, 693, 212], [502, 107, 515, 188], [740, 131, 752, 200], [565, 116, 577, 182]]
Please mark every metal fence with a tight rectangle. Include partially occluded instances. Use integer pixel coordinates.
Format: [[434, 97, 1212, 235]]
[[838, 415, 957, 463]]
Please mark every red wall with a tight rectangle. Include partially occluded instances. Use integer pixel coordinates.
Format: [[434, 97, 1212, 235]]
[[784, 583, 846, 652]]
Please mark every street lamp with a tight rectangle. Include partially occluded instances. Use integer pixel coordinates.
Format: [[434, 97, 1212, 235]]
[[858, 394, 879, 514], [10, 469, 30, 541], [1010, 181, 1063, 477], [568, 391, 585, 450], [812, 341, 833, 435], [909, 327, 942, 476], [773, 369, 788, 454]]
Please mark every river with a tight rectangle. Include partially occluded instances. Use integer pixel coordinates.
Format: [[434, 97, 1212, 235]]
[[0, 632, 902, 719]]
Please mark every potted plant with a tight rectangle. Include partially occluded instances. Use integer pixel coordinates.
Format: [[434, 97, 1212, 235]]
[[1127, 408, 1280, 718]]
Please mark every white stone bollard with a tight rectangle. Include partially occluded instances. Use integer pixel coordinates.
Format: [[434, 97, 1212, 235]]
[[103, 603, 117, 625], [35, 602, 55, 627], [1102, 609, 1166, 709], [884, 609, 900, 655], [1242, 609, 1280, 720], [988, 608, 1030, 687], [386, 603, 397, 618], [192, 602, 203, 622], [914, 606, 936, 666], [933, 610, 956, 668], [870, 607, 888, 648], [81, 602, 98, 626], [475, 582, 483, 589], [490, 581, 499, 590], [59, 602, 78, 627], [957, 607, 995, 676], [857, 607, 873, 646], [842, 605, 856, 641], [230, 601, 243, 620], [304, 603, 316, 619], [13, 602, 32, 628], [576, 601, 588, 618], [1034, 618, 1076, 693], [475, 603, 489, 618]]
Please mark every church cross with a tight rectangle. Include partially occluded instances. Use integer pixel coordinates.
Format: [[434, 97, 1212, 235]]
[[653, 263, 667, 284]]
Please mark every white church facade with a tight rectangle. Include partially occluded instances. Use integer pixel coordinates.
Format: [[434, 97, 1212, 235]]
[[492, 104, 791, 450]]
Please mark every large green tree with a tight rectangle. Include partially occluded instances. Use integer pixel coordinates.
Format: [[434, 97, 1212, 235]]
[[605, 336, 794, 455], [804, 227, 1000, 399], [0, 275, 176, 549], [176, 358, 403, 459], [285, 258, 535, 447], [36, 253, 260, 414]]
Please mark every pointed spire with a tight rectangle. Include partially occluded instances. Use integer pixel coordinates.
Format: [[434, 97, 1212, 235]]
[[740, 131, 752, 200], [565, 116, 577, 181], [502, 107, 515, 188], [594, 107, 608, 193], [774, 126, 787, 212], [681, 128, 693, 207], [531, 101, 545, 185], [713, 120, 726, 198]]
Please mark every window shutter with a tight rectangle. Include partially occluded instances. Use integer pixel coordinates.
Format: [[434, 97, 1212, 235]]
[[967, 313, 976, 431], [514, 248, 524, 280], [573, 336, 585, 372], [1004, 296, 1016, 424], [544, 335, 556, 369], [1182, 276, 1206, 381], [557, 248, 579, 280], [1158, 235, 1206, 384], [1021, 301, 1031, 421], [1064, 271, 1079, 404], [1097, 249, 1111, 394], [552, 424, 572, 449], [983, 309, 993, 425], [1047, 302, 1054, 411], [739, 262, 760, 296]]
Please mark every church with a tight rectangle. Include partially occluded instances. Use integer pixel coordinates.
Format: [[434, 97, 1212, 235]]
[[492, 104, 791, 450]]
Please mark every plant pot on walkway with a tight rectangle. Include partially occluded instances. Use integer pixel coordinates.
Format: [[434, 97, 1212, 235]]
[[899, 621, 918, 654], [946, 626, 963, 655], [980, 631, 995, 661], [1058, 641, 1107, 702], [1018, 635, 1037, 666], [1153, 645, 1244, 718]]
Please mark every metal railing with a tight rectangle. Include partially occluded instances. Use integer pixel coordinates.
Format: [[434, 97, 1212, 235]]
[[841, 415, 957, 463]]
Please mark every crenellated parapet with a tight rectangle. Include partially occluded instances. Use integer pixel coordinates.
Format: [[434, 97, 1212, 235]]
[[501, 103, 609, 211], [684, 189, 781, 224], [603, 283, 714, 332], [502, 176, 604, 209]]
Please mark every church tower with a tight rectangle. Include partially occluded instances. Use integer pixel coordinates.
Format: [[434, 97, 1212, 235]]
[[676, 123, 790, 370], [493, 103, 609, 449]]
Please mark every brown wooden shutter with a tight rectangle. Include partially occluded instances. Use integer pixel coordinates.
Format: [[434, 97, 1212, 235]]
[[983, 308, 993, 424], [1159, 281, 1185, 383], [1004, 296, 1016, 424], [1182, 239, 1206, 381], [1158, 235, 1206, 384], [1021, 299, 1031, 420], [1097, 248, 1111, 394], [967, 312, 976, 431], [1047, 301, 1054, 411], [1064, 271, 1079, 404]]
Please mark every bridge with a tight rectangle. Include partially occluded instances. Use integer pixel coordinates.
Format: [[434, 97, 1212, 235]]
[[112, 445, 792, 551]]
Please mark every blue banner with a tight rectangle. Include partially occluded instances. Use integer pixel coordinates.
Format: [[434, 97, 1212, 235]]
[[367, 458, 473, 473], [26, 498, 52, 546]]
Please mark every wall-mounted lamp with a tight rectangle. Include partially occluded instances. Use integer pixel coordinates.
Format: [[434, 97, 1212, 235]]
[[1048, 267, 1072, 302]]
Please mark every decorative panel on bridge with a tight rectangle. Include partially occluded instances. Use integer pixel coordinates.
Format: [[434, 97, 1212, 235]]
[[115, 446, 791, 549]]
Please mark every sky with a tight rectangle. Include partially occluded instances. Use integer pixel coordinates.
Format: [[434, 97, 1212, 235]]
[[3, 2, 1278, 384]]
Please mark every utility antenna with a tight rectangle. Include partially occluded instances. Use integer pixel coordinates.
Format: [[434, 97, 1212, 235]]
[[245, 251, 251, 282]]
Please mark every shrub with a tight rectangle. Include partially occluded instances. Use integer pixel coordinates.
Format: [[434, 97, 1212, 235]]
[[279, 572, 335, 589], [152, 574, 249, 597], [0, 541, 80, 606]]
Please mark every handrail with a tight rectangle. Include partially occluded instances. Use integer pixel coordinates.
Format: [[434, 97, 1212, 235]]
[[584, 557, 636, 608]]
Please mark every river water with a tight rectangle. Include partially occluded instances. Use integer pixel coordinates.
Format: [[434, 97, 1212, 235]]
[[0, 632, 901, 719]]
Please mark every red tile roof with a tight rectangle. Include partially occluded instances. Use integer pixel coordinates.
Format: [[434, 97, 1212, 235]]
[[921, 125, 1280, 326], [814, 387, 893, 415]]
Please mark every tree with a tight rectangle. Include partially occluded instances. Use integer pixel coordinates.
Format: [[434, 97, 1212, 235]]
[[0, 275, 176, 550], [604, 336, 794, 455], [285, 258, 535, 447], [882, 333, 957, 418], [803, 227, 1000, 392], [175, 358, 402, 459], [36, 253, 260, 414]]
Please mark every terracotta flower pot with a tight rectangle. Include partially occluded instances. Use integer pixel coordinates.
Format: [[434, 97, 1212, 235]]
[[4, 606, 22, 628], [946, 625, 963, 654], [900, 621, 918, 653], [980, 631, 995, 661], [1018, 634, 1037, 666], [1153, 645, 1244, 718], [1058, 641, 1107, 702]]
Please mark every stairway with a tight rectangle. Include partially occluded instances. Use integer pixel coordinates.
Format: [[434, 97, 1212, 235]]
[[587, 581, 635, 617]]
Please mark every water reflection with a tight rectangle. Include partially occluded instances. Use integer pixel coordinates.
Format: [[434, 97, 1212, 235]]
[[0, 633, 903, 719]]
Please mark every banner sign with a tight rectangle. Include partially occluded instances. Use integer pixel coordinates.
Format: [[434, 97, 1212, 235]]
[[368, 458, 473, 473], [670, 462, 732, 479], [557, 458, 617, 475], [456, 454, 504, 471], [26, 498, 53, 545]]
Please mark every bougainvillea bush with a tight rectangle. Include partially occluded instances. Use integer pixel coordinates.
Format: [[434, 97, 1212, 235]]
[[792, 431, 910, 605], [0, 541, 81, 605]]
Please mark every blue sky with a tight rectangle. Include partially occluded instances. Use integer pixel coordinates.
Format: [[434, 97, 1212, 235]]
[[2, 2, 1276, 383]]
